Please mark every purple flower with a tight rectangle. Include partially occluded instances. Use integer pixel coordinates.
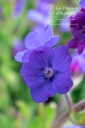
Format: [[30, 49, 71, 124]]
[[59, 17, 70, 32], [71, 50, 85, 73], [12, 39, 25, 56], [20, 46, 73, 103], [14, 25, 60, 63], [68, 9, 85, 54], [31, 24, 46, 32], [27, 1, 52, 27], [12, 0, 26, 19], [79, 0, 85, 9], [64, 125, 85, 128], [39, 0, 58, 4], [70, 55, 80, 73]]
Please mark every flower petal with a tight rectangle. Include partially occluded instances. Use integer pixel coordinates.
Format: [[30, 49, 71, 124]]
[[37, 1, 50, 16], [60, 17, 70, 32], [28, 46, 54, 69], [12, 0, 26, 19], [78, 43, 85, 54], [20, 62, 46, 89], [52, 46, 72, 72], [14, 50, 27, 62], [40, 25, 54, 44], [25, 25, 54, 50], [68, 38, 78, 48], [79, 0, 85, 9], [20, 46, 54, 89], [44, 36, 60, 47], [30, 82, 55, 103], [27, 9, 46, 24], [25, 31, 41, 49], [53, 72, 73, 94], [22, 50, 32, 63], [39, 0, 57, 4]]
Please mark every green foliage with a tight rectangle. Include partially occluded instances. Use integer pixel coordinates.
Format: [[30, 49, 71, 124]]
[[70, 110, 85, 125]]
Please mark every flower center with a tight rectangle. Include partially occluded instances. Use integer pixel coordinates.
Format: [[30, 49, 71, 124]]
[[43, 67, 54, 78]]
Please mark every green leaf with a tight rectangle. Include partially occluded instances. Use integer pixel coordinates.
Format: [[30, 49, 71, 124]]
[[70, 110, 85, 125]]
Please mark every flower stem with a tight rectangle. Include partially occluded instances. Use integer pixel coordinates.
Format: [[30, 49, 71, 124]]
[[65, 93, 73, 111]]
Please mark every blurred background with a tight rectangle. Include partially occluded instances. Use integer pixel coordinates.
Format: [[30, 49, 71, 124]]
[[0, 0, 85, 128]]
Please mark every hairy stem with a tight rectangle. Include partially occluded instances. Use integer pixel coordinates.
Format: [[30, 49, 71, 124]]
[[65, 93, 73, 111], [51, 97, 85, 128]]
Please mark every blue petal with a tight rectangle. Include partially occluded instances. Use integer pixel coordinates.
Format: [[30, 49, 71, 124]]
[[37, 1, 50, 16], [12, 0, 26, 19], [30, 82, 55, 103], [39, 0, 58, 4], [64, 124, 85, 128], [14, 50, 27, 63], [44, 36, 60, 47], [28, 46, 54, 68], [25, 31, 41, 49], [52, 46, 72, 72], [27, 9, 46, 25], [22, 50, 32, 63], [25, 25, 54, 50], [40, 25, 54, 44], [79, 0, 85, 9], [20, 62, 46, 89], [53, 72, 73, 94], [60, 17, 70, 32]]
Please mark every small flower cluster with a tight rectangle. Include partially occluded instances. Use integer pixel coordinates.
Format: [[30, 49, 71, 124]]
[[14, 0, 85, 103], [15, 25, 73, 103]]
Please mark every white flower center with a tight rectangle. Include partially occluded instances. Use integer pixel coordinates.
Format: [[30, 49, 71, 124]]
[[43, 67, 54, 78]]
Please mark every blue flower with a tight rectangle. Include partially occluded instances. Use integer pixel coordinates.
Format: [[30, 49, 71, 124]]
[[71, 51, 85, 73], [20, 46, 73, 103], [12, 39, 25, 56], [79, 0, 85, 9], [64, 125, 85, 128], [27, 1, 51, 27], [39, 0, 58, 4], [12, 0, 26, 19], [59, 16, 70, 32], [14, 25, 60, 63]]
